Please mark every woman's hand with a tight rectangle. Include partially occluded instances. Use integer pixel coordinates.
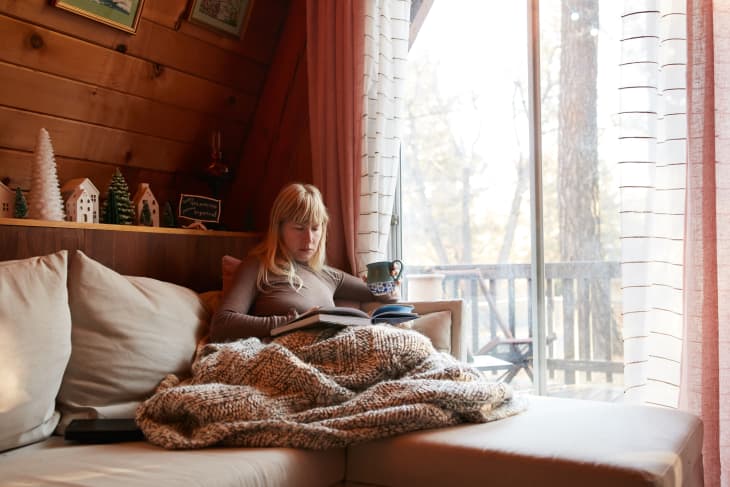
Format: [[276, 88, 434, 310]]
[[287, 306, 320, 322], [285, 308, 299, 322]]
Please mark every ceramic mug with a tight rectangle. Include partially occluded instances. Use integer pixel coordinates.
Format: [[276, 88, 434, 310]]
[[366, 260, 404, 284]]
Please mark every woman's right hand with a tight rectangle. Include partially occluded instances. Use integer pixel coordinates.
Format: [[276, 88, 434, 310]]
[[286, 308, 299, 322], [286, 306, 320, 322]]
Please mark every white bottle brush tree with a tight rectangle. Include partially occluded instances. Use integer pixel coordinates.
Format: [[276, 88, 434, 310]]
[[102, 168, 135, 225], [27, 128, 65, 221]]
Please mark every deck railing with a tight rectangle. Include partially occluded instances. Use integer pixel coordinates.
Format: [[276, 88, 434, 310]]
[[406, 261, 623, 386]]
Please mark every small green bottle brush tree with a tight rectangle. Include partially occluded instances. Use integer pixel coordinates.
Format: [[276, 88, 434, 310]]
[[101, 168, 134, 225], [13, 187, 27, 218]]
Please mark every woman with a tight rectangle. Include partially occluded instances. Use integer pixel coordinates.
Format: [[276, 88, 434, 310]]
[[209, 183, 398, 342]]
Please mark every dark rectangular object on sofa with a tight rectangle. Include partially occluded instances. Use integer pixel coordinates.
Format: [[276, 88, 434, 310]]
[[64, 419, 144, 444]]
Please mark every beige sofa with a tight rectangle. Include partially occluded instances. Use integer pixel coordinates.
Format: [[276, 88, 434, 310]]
[[0, 250, 704, 486]]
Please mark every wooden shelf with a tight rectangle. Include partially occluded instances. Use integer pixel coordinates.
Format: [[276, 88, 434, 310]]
[[0, 217, 258, 238], [0, 217, 261, 292]]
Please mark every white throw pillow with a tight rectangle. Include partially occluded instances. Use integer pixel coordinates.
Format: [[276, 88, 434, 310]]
[[56, 251, 208, 433], [0, 251, 71, 452]]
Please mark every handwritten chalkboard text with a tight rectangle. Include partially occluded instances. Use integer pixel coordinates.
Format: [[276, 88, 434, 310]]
[[178, 194, 221, 223]]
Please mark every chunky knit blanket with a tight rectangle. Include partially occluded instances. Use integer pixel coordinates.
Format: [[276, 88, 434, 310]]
[[136, 324, 526, 450]]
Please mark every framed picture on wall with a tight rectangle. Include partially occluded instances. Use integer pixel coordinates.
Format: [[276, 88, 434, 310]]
[[52, 0, 146, 34], [187, 0, 254, 38]]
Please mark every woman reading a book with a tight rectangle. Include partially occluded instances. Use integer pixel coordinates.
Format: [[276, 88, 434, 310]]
[[209, 183, 399, 342]]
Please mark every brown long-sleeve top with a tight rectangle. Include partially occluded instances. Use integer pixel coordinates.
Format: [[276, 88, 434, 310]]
[[209, 256, 387, 342]]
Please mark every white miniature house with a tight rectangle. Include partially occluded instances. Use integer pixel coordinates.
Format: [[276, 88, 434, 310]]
[[0, 181, 15, 218], [132, 183, 159, 227], [61, 178, 100, 223]]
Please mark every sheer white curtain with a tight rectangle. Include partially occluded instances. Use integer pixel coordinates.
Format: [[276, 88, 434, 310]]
[[356, 0, 411, 274], [619, 1, 687, 407]]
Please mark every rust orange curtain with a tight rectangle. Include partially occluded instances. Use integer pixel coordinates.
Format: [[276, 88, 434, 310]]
[[683, 1, 729, 485], [306, 0, 365, 273]]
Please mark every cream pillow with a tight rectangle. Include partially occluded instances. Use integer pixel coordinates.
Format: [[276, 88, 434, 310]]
[[410, 310, 452, 354], [0, 251, 70, 452], [56, 251, 208, 433]]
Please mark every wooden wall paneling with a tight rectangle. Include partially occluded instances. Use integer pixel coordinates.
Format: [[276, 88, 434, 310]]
[[0, 62, 247, 145], [0, 224, 85, 261], [142, 0, 289, 65], [0, 107, 203, 173], [127, 19, 266, 94], [135, 0, 189, 30], [0, 0, 267, 95], [255, 50, 311, 230], [0, 0, 127, 45], [0, 15, 253, 121], [0, 149, 118, 191], [237, 0, 293, 63], [224, 0, 308, 231], [293, 119, 313, 183], [0, 0, 294, 227]]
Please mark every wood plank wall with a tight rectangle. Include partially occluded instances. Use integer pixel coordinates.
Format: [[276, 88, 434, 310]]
[[0, 0, 290, 225], [225, 0, 313, 231]]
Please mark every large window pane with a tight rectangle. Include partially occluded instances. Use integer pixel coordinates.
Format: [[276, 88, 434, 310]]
[[401, 0, 623, 401]]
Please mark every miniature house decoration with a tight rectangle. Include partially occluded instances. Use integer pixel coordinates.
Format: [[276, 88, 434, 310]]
[[132, 183, 159, 227], [61, 178, 100, 223], [0, 181, 14, 218]]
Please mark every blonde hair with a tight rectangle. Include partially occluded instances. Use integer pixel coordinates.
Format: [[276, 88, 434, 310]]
[[251, 183, 329, 291]]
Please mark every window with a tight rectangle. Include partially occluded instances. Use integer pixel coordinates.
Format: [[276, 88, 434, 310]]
[[400, 0, 622, 400]]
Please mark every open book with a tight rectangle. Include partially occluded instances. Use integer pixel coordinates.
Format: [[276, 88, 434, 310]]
[[270, 304, 419, 337]]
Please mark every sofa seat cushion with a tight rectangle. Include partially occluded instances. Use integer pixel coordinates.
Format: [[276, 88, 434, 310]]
[[346, 395, 703, 487], [0, 436, 345, 487]]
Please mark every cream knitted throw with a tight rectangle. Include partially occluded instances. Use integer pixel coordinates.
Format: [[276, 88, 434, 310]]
[[136, 325, 526, 450]]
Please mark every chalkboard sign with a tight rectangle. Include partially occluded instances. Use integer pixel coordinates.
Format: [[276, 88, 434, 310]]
[[178, 194, 221, 223]]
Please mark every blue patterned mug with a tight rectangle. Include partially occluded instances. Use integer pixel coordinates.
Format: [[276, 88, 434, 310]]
[[366, 260, 403, 295]]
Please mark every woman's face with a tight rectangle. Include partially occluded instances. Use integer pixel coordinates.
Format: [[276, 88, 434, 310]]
[[280, 220, 322, 263]]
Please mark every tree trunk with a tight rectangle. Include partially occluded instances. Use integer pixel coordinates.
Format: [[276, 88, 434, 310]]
[[558, 0, 600, 262], [558, 1, 607, 375]]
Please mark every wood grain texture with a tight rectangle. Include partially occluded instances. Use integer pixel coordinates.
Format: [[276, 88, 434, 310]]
[[0, 61, 247, 144], [0, 0, 267, 93], [0, 218, 260, 292], [0, 15, 254, 119], [224, 0, 311, 231], [0, 106, 203, 172], [0, 0, 291, 227]]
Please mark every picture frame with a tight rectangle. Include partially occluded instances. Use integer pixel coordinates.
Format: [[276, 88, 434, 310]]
[[187, 0, 254, 38], [52, 0, 146, 34]]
